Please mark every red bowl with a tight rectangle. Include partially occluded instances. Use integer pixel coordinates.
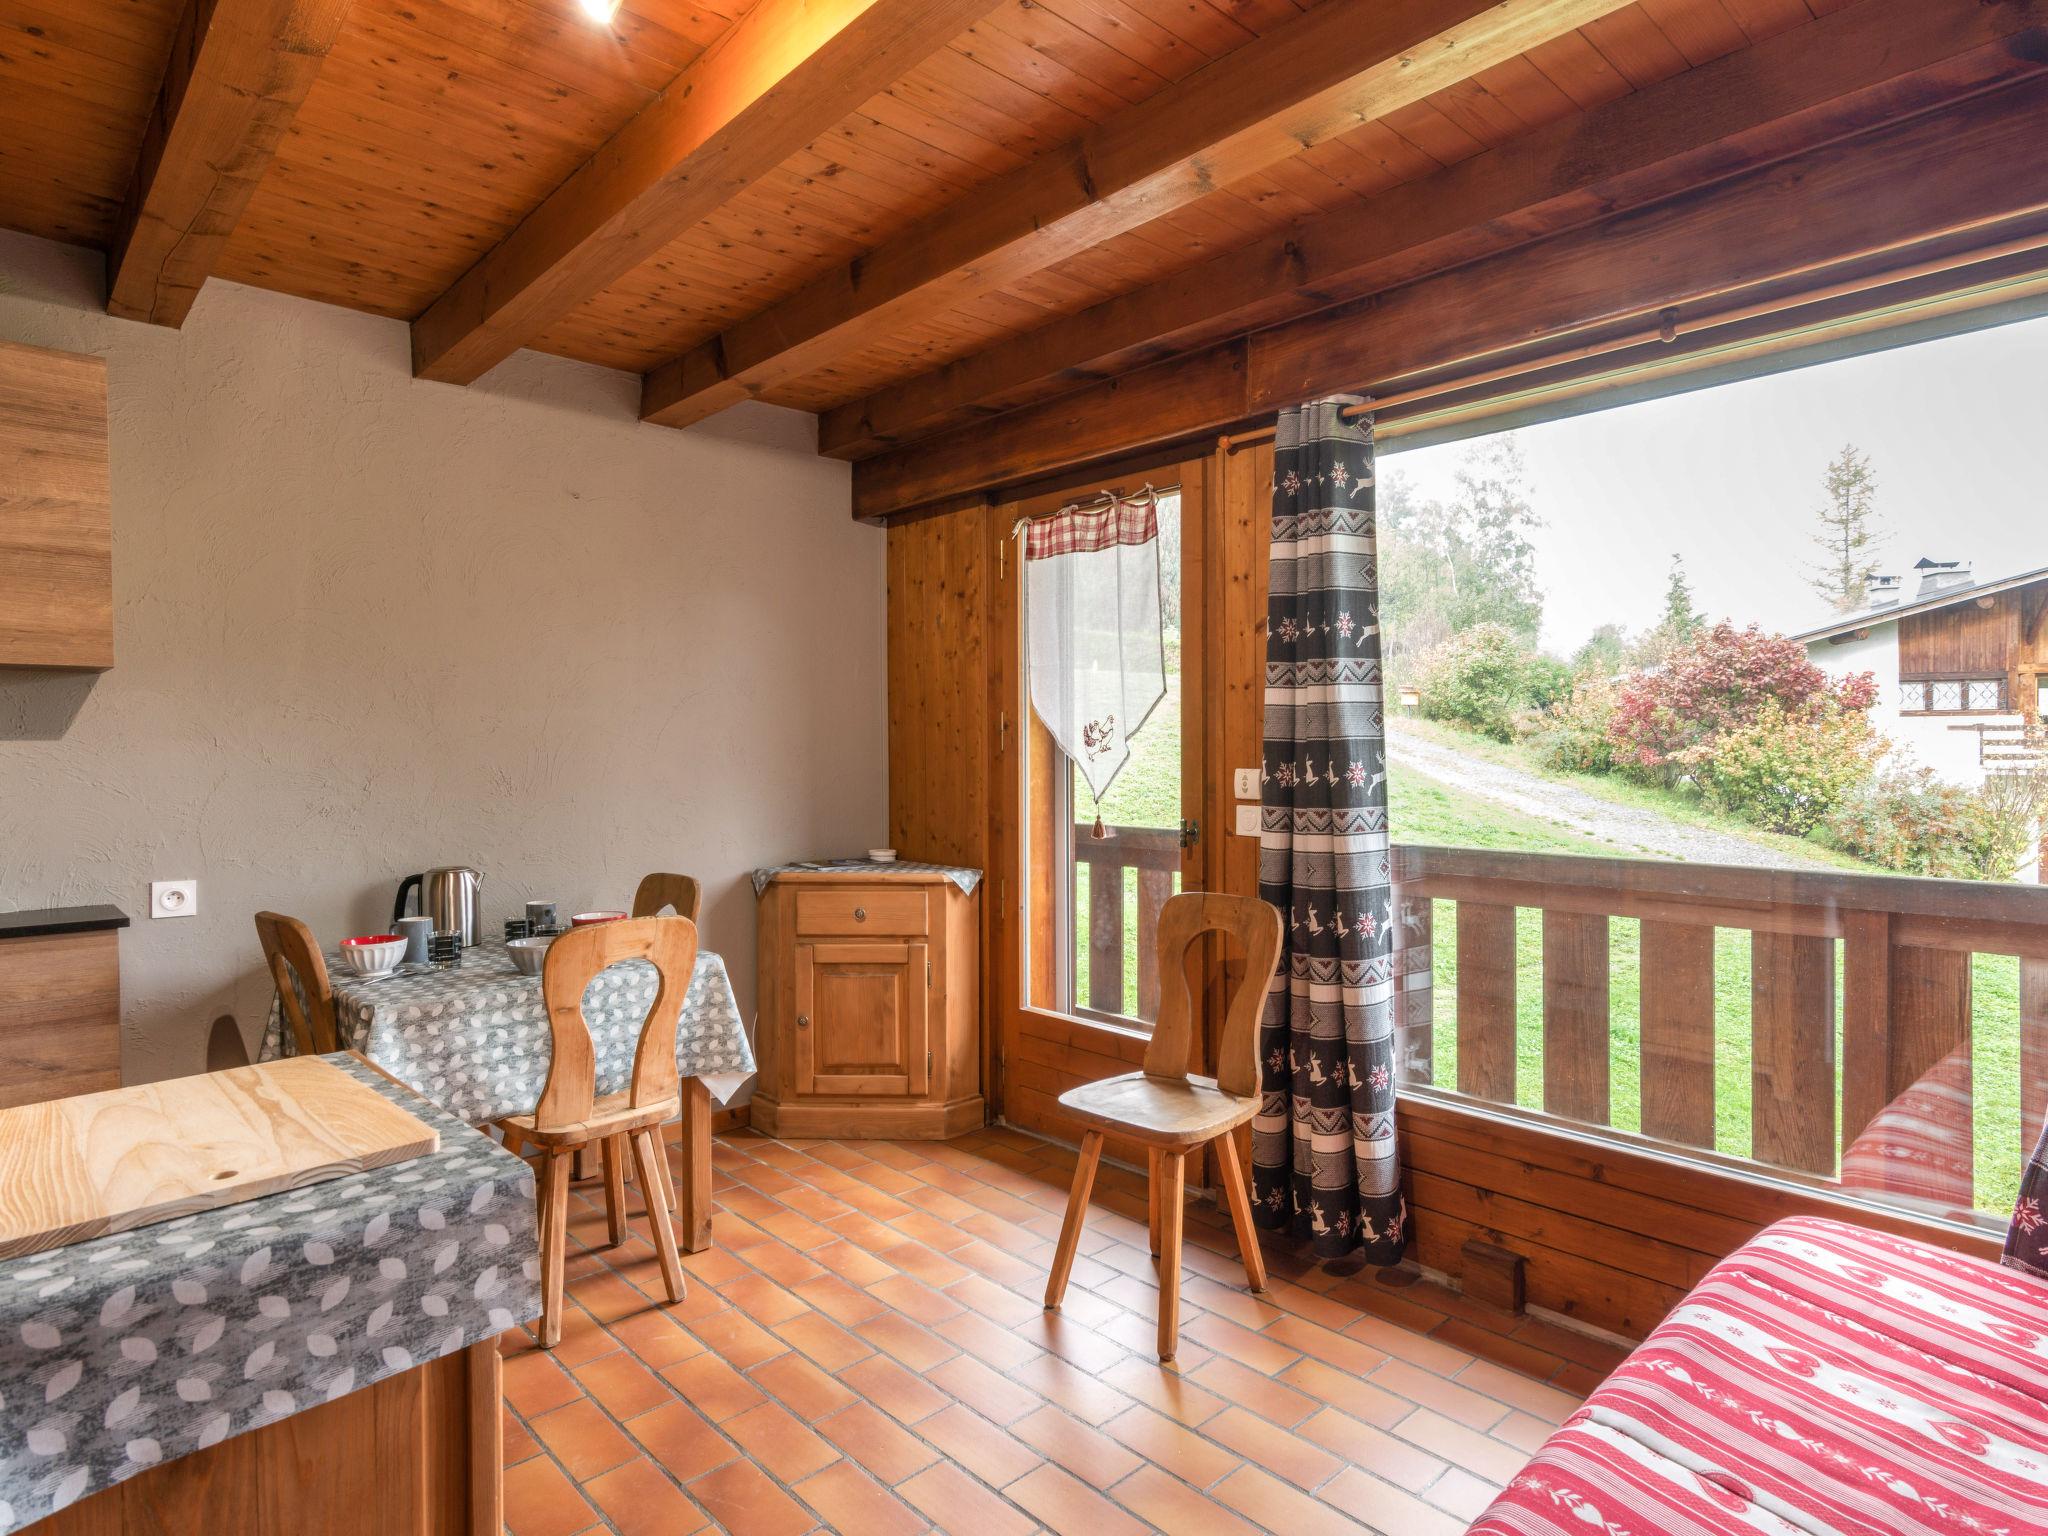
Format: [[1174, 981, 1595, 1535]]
[[570, 911, 626, 926], [342, 934, 404, 947]]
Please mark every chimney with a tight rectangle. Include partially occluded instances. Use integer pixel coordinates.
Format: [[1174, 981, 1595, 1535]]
[[1914, 557, 1973, 599], [1865, 573, 1901, 610]]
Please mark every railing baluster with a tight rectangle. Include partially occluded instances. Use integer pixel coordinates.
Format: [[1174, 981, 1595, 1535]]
[[2025, 960, 2048, 1159], [1136, 868, 1172, 1020], [1396, 892, 1434, 1085], [1088, 861, 1125, 1014], [1457, 901, 1516, 1104], [1639, 920, 1715, 1149], [1839, 910, 1895, 1153], [1542, 910, 1610, 1125], [1750, 931, 1836, 1173]]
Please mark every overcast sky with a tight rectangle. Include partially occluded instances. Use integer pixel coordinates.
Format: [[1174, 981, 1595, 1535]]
[[1381, 310, 2048, 656]]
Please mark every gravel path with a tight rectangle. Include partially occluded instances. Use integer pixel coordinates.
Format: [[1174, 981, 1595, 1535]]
[[1385, 718, 1843, 871]]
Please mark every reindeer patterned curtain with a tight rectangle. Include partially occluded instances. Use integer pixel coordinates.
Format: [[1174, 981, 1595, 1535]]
[[1251, 398, 1408, 1264]]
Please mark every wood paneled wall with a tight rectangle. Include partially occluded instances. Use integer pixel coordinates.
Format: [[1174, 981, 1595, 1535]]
[[1900, 593, 2020, 679]]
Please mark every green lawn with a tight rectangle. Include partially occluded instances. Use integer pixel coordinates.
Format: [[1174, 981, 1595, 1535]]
[[1392, 763, 2026, 1221]]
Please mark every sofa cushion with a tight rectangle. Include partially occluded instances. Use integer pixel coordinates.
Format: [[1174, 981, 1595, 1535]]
[[1473, 1216, 2048, 1535]]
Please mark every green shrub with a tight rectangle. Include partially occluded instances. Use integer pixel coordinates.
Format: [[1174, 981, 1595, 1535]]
[[1681, 698, 1879, 834], [1526, 678, 1619, 774], [1417, 624, 1554, 743], [1820, 762, 2004, 877], [1607, 621, 1878, 785]]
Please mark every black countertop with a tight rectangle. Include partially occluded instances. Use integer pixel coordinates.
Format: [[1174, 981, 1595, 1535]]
[[0, 904, 130, 939]]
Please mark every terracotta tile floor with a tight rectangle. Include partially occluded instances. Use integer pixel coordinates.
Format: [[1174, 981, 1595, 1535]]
[[499, 1126, 1628, 1536]]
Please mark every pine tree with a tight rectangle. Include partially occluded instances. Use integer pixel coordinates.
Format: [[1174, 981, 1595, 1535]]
[[1660, 554, 1702, 640], [1807, 444, 1887, 611]]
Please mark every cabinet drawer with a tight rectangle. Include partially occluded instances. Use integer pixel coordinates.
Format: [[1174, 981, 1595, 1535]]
[[795, 887, 928, 936]]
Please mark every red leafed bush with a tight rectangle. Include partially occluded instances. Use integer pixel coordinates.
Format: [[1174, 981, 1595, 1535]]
[[1606, 621, 1878, 782]]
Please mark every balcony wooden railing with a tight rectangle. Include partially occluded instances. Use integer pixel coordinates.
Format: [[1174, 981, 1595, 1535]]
[[1072, 822, 1181, 1021], [1391, 845, 2048, 1221]]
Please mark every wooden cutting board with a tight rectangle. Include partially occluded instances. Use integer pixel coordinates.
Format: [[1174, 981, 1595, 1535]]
[[0, 1055, 440, 1260]]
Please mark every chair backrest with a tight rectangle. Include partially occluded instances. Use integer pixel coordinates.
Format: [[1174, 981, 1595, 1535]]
[[631, 872, 702, 922], [534, 915, 698, 1129], [254, 911, 340, 1055], [1142, 892, 1284, 1099]]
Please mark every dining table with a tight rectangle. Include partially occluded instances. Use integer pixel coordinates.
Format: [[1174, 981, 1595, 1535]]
[[260, 938, 754, 1251]]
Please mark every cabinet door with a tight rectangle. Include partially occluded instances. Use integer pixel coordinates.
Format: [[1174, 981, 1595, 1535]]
[[793, 942, 931, 1097]]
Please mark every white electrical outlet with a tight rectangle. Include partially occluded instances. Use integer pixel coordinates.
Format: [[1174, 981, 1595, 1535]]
[[1232, 767, 1259, 799], [150, 880, 198, 919], [1234, 804, 1260, 837]]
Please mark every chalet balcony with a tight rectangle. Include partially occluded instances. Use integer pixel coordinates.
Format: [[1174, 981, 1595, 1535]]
[[1389, 844, 2048, 1244]]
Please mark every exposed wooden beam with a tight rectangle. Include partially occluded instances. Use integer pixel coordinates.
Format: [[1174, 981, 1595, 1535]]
[[640, 0, 1640, 430], [409, 0, 995, 386], [819, 0, 2048, 459], [108, 0, 353, 327], [850, 76, 2048, 521]]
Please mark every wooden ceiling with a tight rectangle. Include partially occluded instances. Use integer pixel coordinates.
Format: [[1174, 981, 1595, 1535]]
[[3, 0, 2042, 507]]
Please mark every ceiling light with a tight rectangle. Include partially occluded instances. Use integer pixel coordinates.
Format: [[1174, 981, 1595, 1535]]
[[577, 0, 622, 23]]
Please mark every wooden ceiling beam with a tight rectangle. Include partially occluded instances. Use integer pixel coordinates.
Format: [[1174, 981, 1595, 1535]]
[[850, 75, 2048, 521], [107, 0, 354, 327], [819, 0, 2048, 459], [409, 0, 997, 387], [639, 0, 1642, 430]]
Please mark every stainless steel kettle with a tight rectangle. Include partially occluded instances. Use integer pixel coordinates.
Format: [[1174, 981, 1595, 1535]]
[[394, 866, 485, 946]]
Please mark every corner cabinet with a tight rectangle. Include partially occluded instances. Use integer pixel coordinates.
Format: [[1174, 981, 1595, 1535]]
[[755, 870, 982, 1139]]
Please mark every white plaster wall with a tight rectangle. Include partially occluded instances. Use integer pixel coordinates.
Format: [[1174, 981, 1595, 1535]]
[[0, 229, 886, 1085], [1808, 621, 2000, 786]]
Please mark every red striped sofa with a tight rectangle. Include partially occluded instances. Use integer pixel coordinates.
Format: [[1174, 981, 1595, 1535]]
[[1470, 1215, 2048, 1535]]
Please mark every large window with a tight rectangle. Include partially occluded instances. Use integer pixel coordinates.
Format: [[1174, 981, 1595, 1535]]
[[1378, 309, 2048, 1234]]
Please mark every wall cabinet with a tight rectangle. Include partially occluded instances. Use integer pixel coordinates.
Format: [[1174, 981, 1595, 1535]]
[[0, 340, 112, 671], [755, 871, 980, 1139]]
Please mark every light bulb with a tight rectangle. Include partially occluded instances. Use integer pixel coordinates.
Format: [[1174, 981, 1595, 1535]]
[[577, 0, 622, 23]]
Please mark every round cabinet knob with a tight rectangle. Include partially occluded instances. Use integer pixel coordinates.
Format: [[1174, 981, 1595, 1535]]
[[797, 1014, 810, 1029], [853, 906, 867, 923]]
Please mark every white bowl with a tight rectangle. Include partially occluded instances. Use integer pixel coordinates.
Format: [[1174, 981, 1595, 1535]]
[[507, 935, 552, 976], [340, 935, 406, 975], [867, 848, 898, 862]]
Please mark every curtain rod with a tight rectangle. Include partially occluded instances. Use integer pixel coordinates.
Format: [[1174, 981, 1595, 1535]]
[[1215, 222, 2048, 453], [1008, 481, 1178, 538]]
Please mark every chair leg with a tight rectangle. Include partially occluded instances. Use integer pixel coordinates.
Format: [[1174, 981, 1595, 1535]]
[[1044, 1130, 1103, 1310], [1147, 1148, 1161, 1258], [631, 1128, 686, 1304], [1213, 1128, 1267, 1294], [1156, 1150, 1185, 1363], [601, 1134, 629, 1247], [536, 1149, 571, 1350], [655, 1132, 679, 1214]]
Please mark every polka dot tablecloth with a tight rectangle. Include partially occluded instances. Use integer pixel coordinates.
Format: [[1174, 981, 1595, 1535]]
[[0, 1055, 540, 1533]]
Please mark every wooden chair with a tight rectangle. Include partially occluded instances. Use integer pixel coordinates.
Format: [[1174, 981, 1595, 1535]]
[[631, 872, 702, 922], [496, 915, 696, 1347], [255, 912, 341, 1056], [609, 872, 702, 1201], [1043, 892, 1285, 1362]]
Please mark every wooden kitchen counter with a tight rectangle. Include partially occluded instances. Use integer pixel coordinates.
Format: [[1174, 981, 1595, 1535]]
[[0, 1054, 538, 1536], [0, 905, 127, 1107]]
